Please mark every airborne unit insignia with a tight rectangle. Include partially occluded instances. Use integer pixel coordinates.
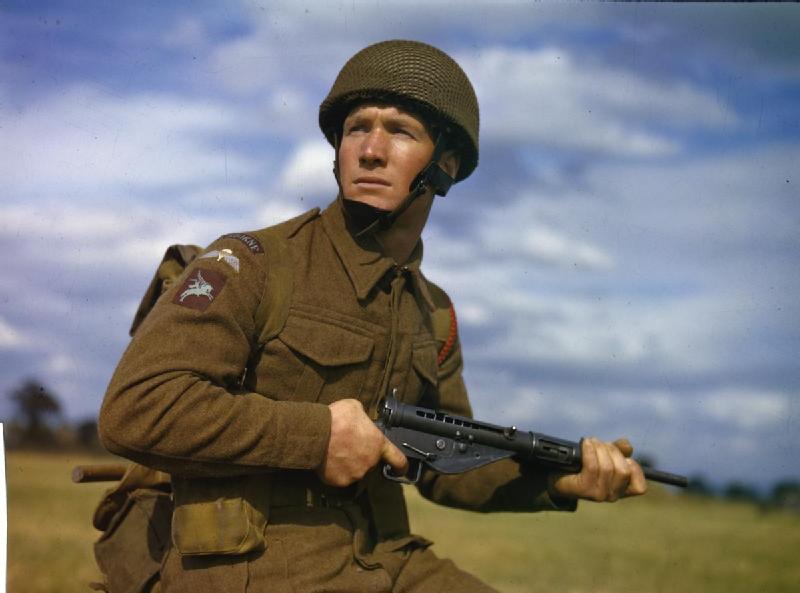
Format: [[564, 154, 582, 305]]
[[222, 232, 264, 254], [199, 248, 240, 272], [173, 268, 227, 311]]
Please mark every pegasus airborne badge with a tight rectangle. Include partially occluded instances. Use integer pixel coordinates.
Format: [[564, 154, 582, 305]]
[[172, 267, 227, 312], [179, 271, 215, 302]]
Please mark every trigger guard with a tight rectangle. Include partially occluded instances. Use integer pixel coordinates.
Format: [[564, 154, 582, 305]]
[[382, 460, 423, 484]]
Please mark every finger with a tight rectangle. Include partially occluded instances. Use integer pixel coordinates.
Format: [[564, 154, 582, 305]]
[[381, 437, 409, 474], [612, 438, 634, 458], [624, 458, 648, 497], [607, 443, 632, 500], [581, 437, 599, 476], [593, 438, 615, 500]]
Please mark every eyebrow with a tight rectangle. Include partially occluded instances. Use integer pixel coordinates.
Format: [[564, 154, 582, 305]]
[[344, 109, 425, 130]]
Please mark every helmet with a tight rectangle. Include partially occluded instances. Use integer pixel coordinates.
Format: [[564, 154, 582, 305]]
[[319, 39, 479, 182]]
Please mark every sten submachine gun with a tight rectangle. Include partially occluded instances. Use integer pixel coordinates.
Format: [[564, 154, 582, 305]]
[[376, 392, 688, 488]]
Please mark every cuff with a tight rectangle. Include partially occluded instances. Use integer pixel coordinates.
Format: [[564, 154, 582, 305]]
[[262, 400, 331, 470]]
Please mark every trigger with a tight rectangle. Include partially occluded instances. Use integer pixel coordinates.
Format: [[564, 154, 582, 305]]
[[382, 460, 424, 484]]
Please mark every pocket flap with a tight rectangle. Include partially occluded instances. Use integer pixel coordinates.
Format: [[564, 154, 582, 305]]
[[172, 497, 264, 556], [279, 315, 374, 367], [412, 343, 438, 386]]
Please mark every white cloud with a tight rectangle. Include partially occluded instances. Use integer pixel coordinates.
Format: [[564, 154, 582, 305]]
[[427, 205, 614, 271], [458, 303, 492, 326], [209, 35, 284, 96], [518, 225, 613, 268], [424, 256, 741, 372], [458, 46, 735, 155], [46, 352, 79, 374], [0, 317, 28, 349], [703, 389, 791, 431], [0, 203, 140, 240], [495, 384, 792, 442], [426, 138, 799, 379], [256, 198, 308, 227], [162, 17, 207, 49], [585, 144, 800, 244], [0, 85, 262, 198], [0, 200, 246, 271], [279, 140, 336, 196]]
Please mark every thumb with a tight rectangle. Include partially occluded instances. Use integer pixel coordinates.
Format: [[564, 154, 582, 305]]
[[613, 438, 634, 458]]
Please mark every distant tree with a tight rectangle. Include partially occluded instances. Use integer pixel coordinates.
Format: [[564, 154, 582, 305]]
[[8, 378, 62, 446], [724, 481, 761, 503], [770, 480, 800, 512], [685, 473, 715, 497], [76, 418, 101, 450]]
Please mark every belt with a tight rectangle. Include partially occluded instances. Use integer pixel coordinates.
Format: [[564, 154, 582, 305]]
[[268, 474, 361, 509]]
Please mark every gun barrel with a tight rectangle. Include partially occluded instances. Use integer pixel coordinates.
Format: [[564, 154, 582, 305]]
[[378, 395, 688, 487], [642, 468, 688, 488]]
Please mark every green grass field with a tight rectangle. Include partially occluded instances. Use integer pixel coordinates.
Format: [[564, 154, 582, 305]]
[[6, 451, 800, 592]]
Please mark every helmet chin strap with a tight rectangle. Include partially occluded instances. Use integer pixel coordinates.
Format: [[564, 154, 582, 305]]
[[334, 133, 455, 239]]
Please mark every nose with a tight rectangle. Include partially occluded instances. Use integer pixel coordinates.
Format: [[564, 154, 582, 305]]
[[359, 128, 388, 168]]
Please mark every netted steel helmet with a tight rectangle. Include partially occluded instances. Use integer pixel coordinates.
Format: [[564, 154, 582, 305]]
[[319, 39, 479, 182]]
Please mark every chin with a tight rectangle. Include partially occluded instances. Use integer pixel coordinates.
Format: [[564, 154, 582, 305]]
[[344, 192, 399, 212]]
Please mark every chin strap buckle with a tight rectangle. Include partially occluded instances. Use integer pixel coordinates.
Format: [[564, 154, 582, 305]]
[[410, 161, 454, 197]]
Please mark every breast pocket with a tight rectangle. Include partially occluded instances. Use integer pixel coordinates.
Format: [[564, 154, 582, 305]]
[[257, 313, 376, 404]]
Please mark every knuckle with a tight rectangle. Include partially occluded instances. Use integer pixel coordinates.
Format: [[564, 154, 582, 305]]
[[331, 475, 349, 488]]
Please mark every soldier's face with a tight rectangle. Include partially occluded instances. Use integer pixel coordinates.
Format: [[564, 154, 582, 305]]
[[338, 103, 435, 211]]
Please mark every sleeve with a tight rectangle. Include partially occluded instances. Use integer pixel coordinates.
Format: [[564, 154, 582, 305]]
[[98, 235, 331, 478], [415, 308, 577, 513]]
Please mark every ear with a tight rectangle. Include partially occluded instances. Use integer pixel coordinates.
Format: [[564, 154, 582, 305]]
[[438, 150, 460, 180]]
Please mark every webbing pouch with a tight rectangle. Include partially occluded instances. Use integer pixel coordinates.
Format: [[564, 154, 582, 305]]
[[94, 488, 172, 593], [170, 475, 269, 557]]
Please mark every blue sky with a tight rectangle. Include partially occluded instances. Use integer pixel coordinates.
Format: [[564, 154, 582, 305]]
[[1, 1, 798, 488]]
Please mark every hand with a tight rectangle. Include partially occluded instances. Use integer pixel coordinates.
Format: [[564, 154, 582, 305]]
[[316, 398, 408, 487], [548, 437, 647, 502]]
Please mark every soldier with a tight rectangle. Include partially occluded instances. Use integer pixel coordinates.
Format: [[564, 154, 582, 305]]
[[99, 40, 646, 593]]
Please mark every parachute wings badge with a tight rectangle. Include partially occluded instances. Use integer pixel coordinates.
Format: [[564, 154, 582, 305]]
[[199, 248, 240, 273]]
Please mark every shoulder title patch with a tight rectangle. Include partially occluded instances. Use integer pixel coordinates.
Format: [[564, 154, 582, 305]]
[[173, 267, 227, 311], [222, 232, 264, 254]]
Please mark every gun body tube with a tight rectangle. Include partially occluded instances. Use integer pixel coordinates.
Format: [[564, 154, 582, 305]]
[[378, 395, 688, 488]]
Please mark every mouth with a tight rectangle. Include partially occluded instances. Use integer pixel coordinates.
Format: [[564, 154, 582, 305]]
[[354, 176, 391, 187]]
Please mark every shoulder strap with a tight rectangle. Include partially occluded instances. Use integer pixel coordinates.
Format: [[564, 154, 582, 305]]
[[249, 207, 319, 342], [253, 229, 294, 343]]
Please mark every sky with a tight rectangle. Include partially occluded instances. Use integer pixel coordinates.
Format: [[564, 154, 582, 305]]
[[0, 1, 798, 489]]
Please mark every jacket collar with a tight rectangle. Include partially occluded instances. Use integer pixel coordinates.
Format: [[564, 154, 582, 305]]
[[321, 198, 434, 310]]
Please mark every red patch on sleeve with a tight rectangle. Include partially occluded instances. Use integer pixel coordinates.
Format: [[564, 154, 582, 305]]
[[172, 267, 227, 312]]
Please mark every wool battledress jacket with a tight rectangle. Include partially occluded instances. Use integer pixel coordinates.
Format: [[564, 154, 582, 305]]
[[99, 198, 573, 590]]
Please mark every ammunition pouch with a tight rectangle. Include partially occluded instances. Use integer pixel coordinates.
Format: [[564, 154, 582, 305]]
[[170, 475, 269, 557], [92, 465, 172, 593]]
